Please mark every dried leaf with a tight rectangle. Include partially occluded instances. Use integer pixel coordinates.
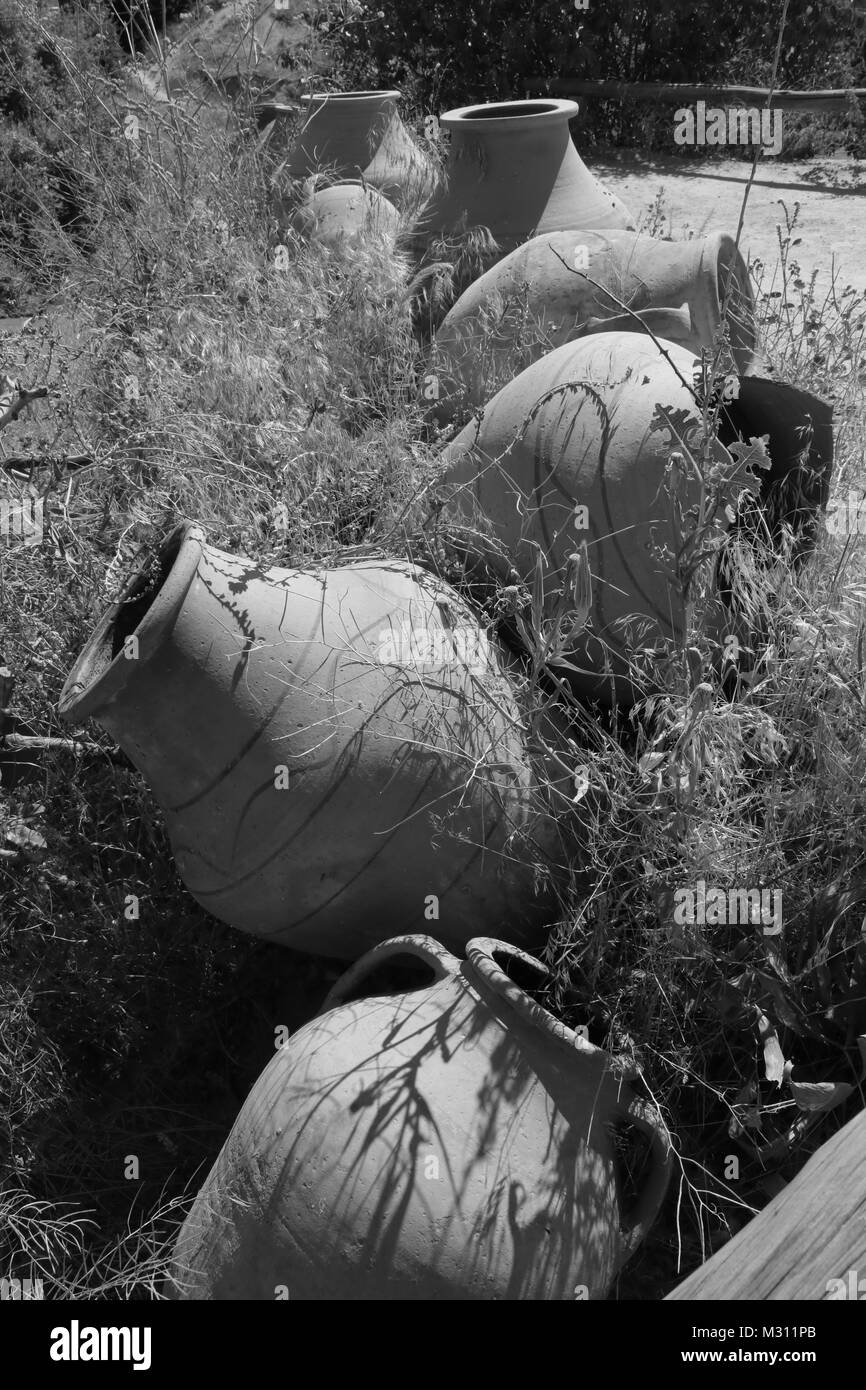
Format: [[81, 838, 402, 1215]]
[[565, 542, 592, 629], [0, 372, 18, 427], [638, 750, 666, 777], [531, 546, 546, 627], [785, 1071, 853, 1112], [784, 1038, 866, 1112], [3, 819, 46, 850], [572, 766, 590, 803], [756, 1009, 786, 1085]]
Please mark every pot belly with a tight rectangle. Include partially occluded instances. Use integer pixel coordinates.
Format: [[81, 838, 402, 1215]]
[[164, 658, 552, 957], [168, 1013, 622, 1300]]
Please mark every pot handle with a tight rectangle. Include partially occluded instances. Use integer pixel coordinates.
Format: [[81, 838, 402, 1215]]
[[319, 934, 461, 1015], [613, 1093, 674, 1265], [580, 306, 693, 342]]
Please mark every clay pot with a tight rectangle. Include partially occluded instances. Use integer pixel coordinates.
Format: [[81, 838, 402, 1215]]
[[165, 933, 672, 1300], [58, 525, 567, 957], [411, 100, 632, 294], [435, 331, 833, 704], [435, 331, 721, 703], [427, 229, 758, 424], [282, 90, 431, 207], [292, 180, 400, 249]]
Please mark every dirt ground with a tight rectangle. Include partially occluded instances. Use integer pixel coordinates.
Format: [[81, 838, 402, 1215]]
[[593, 150, 866, 302]]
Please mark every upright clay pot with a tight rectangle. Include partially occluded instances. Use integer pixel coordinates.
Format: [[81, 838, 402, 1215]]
[[426, 229, 759, 424], [412, 100, 633, 270], [165, 934, 673, 1300], [282, 89, 431, 207], [435, 331, 832, 704], [57, 526, 568, 958]]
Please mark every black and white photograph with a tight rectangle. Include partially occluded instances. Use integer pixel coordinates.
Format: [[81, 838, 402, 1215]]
[[1, 0, 865, 1358]]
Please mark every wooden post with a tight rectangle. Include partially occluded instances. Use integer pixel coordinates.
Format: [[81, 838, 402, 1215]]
[[666, 1109, 866, 1300], [524, 80, 866, 115]]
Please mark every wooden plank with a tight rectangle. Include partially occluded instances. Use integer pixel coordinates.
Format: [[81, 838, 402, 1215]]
[[526, 80, 866, 114], [666, 1110, 866, 1300]]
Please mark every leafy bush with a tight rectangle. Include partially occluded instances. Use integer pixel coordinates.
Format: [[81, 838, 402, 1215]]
[[105, 0, 193, 53], [0, 0, 122, 290], [327, 0, 866, 149]]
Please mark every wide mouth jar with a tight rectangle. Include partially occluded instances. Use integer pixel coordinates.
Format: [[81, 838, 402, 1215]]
[[441, 98, 580, 133]]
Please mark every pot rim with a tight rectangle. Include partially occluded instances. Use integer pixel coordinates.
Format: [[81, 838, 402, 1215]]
[[465, 936, 625, 1071], [302, 89, 402, 105], [696, 231, 757, 373], [308, 178, 389, 194], [57, 520, 206, 723], [440, 98, 580, 133]]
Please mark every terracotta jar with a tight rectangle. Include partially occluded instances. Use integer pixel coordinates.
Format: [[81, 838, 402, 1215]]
[[427, 229, 758, 424], [435, 331, 721, 704], [435, 331, 833, 703], [292, 180, 400, 249], [166, 934, 672, 1300], [58, 526, 569, 958], [411, 100, 632, 270], [282, 90, 431, 207]]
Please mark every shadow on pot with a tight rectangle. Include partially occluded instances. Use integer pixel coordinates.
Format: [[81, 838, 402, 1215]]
[[57, 524, 579, 958], [421, 227, 762, 428], [164, 933, 672, 1300]]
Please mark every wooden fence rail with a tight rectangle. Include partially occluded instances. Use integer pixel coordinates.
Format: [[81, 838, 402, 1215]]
[[526, 80, 866, 114], [665, 1108, 866, 1300]]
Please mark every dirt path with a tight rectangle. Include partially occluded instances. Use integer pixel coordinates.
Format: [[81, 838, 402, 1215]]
[[592, 152, 866, 302]]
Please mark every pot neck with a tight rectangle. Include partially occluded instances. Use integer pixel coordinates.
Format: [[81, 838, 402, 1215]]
[[58, 521, 205, 723]]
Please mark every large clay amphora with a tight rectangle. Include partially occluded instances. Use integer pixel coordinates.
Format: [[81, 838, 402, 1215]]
[[435, 331, 722, 704], [435, 332, 833, 704], [282, 89, 431, 207], [58, 526, 567, 957], [415, 99, 633, 256], [410, 99, 633, 327], [166, 934, 672, 1300], [427, 229, 758, 424]]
